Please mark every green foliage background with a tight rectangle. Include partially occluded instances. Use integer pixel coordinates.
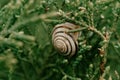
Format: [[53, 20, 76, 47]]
[[0, 0, 120, 80]]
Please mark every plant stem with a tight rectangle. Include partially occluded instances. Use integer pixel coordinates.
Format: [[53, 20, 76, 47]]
[[67, 27, 88, 33], [88, 27, 106, 40]]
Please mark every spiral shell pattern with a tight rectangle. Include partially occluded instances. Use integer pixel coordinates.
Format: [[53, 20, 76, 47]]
[[52, 22, 79, 57]]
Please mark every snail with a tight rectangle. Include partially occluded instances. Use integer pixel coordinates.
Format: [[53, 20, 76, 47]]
[[52, 22, 79, 57]]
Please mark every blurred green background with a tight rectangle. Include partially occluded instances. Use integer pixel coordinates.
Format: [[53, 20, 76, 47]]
[[0, 0, 120, 80]]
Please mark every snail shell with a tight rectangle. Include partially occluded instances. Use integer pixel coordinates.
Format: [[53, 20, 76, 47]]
[[52, 22, 79, 57]]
